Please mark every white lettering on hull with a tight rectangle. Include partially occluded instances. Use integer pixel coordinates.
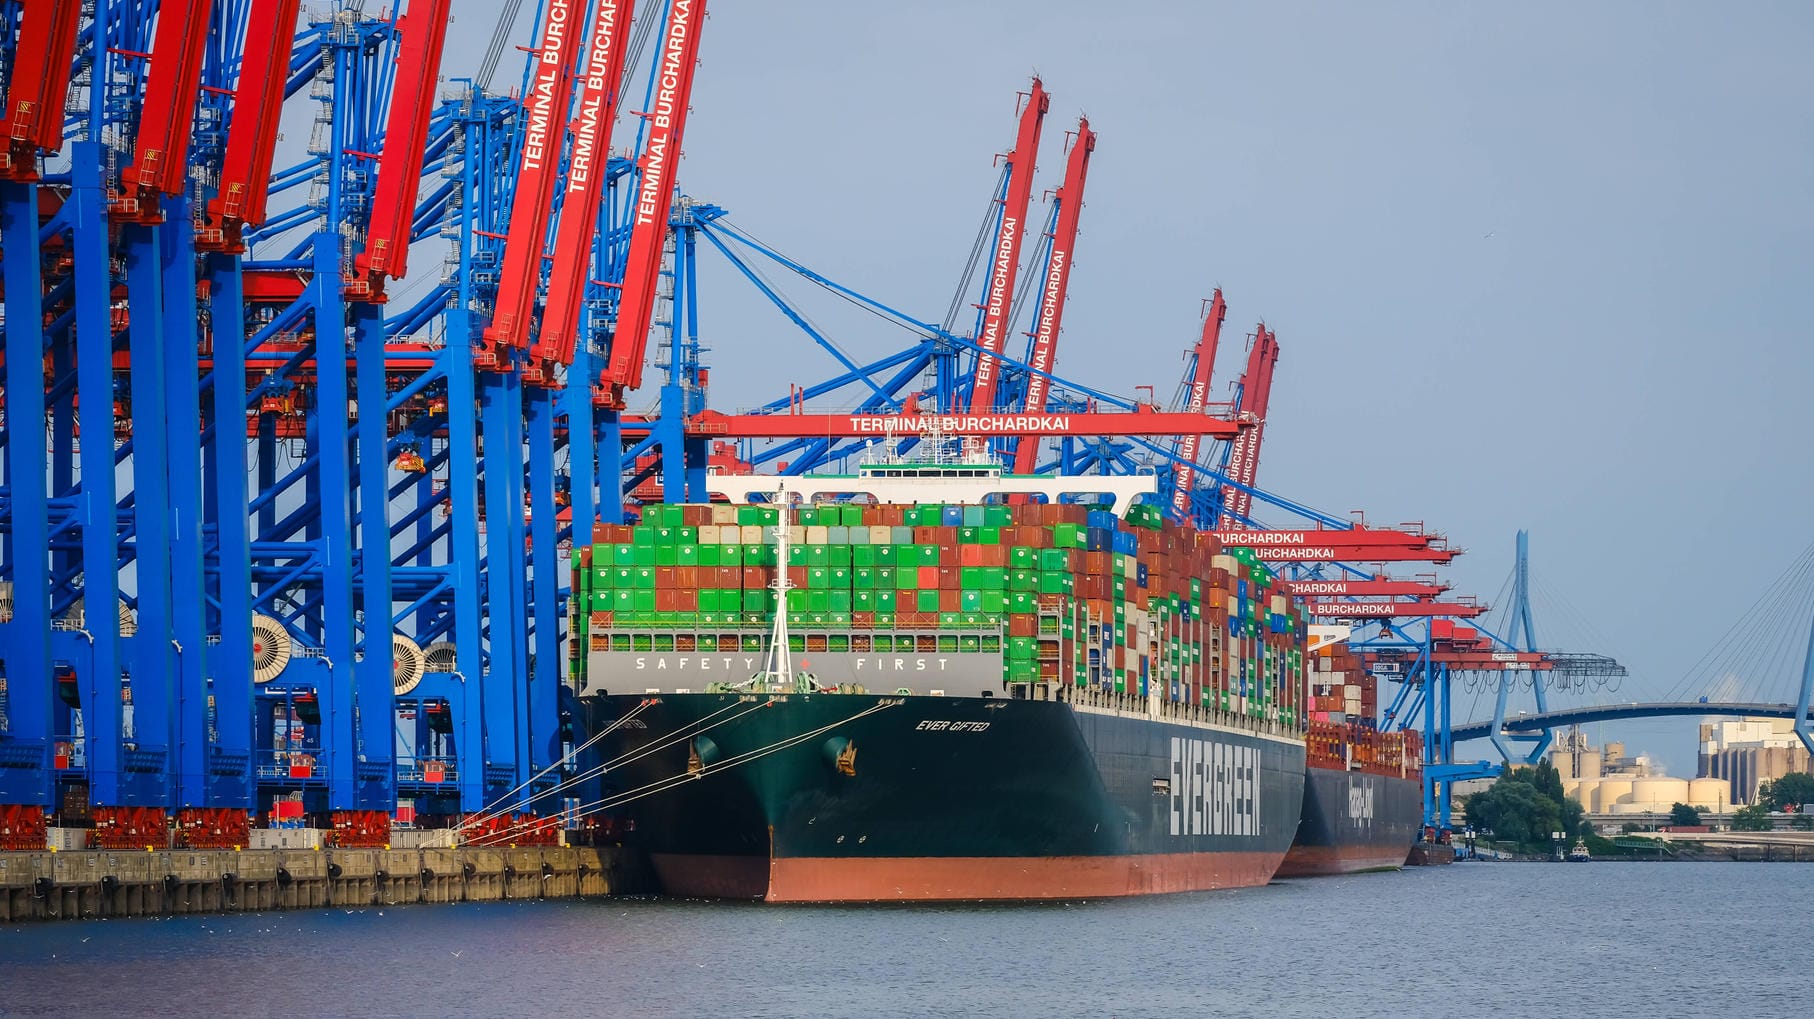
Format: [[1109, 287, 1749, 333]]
[[1169, 738, 1260, 837]]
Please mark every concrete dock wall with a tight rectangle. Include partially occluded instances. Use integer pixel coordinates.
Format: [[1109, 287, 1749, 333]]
[[0, 846, 653, 922]]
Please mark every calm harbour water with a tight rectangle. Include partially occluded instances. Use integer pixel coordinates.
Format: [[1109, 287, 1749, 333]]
[[0, 862, 1806, 1018]]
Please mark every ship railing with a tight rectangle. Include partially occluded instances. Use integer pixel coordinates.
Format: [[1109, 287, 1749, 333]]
[[1066, 685, 1291, 738]]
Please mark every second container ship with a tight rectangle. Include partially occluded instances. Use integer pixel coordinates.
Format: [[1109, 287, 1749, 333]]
[[1275, 632, 1423, 877]]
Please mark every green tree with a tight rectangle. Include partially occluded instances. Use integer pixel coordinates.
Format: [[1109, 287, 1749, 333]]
[[1668, 802, 1703, 827], [1731, 802, 1774, 832], [1757, 773, 1814, 813], [1463, 764, 1589, 851]]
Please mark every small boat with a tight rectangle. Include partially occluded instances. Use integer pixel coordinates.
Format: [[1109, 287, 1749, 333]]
[[1567, 840, 1592, 862]]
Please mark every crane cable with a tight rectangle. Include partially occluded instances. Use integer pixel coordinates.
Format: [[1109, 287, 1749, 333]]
[[468, 697, 899, 846], [475, 696, 771, 820], [460, 695, 769, 834], [476, 0, 531, 91], [456, 696, 652, 832]]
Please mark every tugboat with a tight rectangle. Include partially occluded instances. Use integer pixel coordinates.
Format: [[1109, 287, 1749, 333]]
[[1567, 839, 1592, 862]]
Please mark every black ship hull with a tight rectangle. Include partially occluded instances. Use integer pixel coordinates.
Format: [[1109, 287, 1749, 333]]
[[588, 691, 1306, 902], [1276, 763, 1421, 877]]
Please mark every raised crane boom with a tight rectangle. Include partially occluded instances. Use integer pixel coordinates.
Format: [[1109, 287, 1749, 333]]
[[536, 0, 637, 368], [1218, 324, 1278, 526], [0, 0, 81, 180], [603, 0, 709, 406], [1010, 117, 1094, 473], [202, 0, 304, 251], [482, 0, 587, 352], [118, 0, 216, 220], [349, 0, 455, 298], [1168, 289, 1227, 519], [967, 78, 1049, 414]]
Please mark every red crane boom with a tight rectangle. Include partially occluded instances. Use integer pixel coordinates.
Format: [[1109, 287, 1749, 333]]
[[1009, 117, 1093, 473], [1283, 577, 1451, 598], [1306, 601, 1487, 619], [118, 0, 215, 221], [1168, 289, 1227, 519], [1218, 325, 1278, 526], [0, 0, 81, 180], [535, 0, 637, 369], [680, 409, 1243, 440], [482, 0, 586, 352], [348, 0, 454, 299], [1212, 527, 1443, 548], [201, 0, 303, 251], [967, 78, 1049, 414], [602, 0, 708, 406]]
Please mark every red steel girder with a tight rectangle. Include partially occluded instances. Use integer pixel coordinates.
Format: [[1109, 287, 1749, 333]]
[[1168, 289, 1227, 518], [1282, 577, 1451, 598], [1247, 545, 1458, 564], [678, 409, 1245, 440], [483, 0, 587, 351], [1363, 651, 1551, 670], [603, 0, 708, 403], [201, 0, 304, 250], [1219, 325, 1278, 526], [1011, 118, 1093, 473], [969, 78, 1050, 414], [348, 0, 454, 298], [0, 0, 82, 180], [118, 0, 215, 218], [1214, 527, 1441, 548], [536, 0, 636, 368], [1306, 601, 1487, 619]]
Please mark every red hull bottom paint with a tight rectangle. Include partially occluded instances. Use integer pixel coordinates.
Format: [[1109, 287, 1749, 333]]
[[751, 851, 1290, 903], [1275, 843, 1411, 878]]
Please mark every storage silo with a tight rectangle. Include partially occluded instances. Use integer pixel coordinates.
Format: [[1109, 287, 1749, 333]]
[[1688, 777, 1731, 813], [1593, 778, 1635, 812], [1629, 776, 1690, 812]]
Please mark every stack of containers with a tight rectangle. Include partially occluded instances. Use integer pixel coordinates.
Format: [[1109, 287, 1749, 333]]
[[571, 501, 1310, 725], [1303, 639, 1420, 776]]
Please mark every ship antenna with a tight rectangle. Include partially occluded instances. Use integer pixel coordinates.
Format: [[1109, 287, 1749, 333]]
[[764, 482, 797, 692]]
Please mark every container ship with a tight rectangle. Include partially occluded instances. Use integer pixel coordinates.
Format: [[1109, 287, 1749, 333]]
[[571, 448, 1309, 902], [1275, 634, 1424, 877]]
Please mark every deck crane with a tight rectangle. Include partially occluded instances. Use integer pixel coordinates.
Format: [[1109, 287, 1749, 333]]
[[347, 0, 454, 299], [968, 78, 1050, 415], [0, 0, 81, 180], [601, 0, 709, 408], [1217, 325, 1278, 527], [199, 0, 303, 251], [115, 0, 215, 222], [1009, 117, 1094, 473], [535, 0, 638, 369], [480, 0, 588, 364], [1166, 289, 1228, 519]]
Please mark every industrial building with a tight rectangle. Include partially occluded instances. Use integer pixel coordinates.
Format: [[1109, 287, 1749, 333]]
[[1699, 718, 1814, 805], [1549, 728, 1733, 815]]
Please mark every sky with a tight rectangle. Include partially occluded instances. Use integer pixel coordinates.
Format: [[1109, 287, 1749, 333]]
[[446, 1, 1814, 773]]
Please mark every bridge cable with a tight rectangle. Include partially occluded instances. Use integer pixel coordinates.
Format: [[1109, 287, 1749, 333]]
[[1661, 539, 1814, 704]]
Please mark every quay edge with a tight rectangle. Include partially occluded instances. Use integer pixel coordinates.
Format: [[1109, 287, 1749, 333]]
[[0, 845, 654, 922]]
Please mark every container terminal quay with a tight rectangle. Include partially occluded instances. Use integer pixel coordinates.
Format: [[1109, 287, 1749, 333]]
[[3, 1, 1813, 919]]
